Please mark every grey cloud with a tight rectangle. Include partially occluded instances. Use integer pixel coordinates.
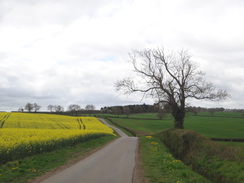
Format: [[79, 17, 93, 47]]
[[0, 0, 244, 111]]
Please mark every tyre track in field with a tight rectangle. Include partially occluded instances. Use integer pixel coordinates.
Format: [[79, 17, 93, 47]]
[[41, 118, 138, 183], [77, 118, 86, 130], [0, 113, 11, 128]]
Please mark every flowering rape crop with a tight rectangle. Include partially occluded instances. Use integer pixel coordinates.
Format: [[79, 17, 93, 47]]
[[0, 112, 115, 164]]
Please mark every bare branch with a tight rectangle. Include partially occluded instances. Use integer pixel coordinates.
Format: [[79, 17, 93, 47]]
[[115, 46, 229, 129]]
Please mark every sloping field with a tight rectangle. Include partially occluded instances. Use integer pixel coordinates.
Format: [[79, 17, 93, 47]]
[[1, 113, 104, 130], [0, 112, 114, 164]]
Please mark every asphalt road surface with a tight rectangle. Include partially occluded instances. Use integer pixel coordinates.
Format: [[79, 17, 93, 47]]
[[41, 118, 138, 183]]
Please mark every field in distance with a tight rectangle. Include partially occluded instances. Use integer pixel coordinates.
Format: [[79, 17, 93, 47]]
[[0, 112, 109, 130], [103, 112, 244, 139]]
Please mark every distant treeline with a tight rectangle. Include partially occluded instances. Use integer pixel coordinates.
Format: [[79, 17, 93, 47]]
[[14, 102, 244, 117], [101, 104, 244, 116], [101, 104, 156, 115]]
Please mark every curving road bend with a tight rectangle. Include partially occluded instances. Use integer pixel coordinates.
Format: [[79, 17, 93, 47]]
[[41, 118, 138, 183], [99, 118, 128, 137]]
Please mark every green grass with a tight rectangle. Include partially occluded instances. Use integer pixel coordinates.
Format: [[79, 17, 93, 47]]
[[96, 113, 162, 119], [109, 112, 244, 139], [0, 136, 116, 183], [103, 118, 134, 137], [185, 116, 244, 138], [127, 113, 160, 119], [140, 136, 211, 183], [198, 111, 243, 117], [110, 118, 172, 134]]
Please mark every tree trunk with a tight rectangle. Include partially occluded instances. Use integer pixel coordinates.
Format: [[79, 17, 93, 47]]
[[172, 108, 185, 129]]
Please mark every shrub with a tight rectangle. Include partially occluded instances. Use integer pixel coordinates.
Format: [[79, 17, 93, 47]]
[[156, 128, 244, 183]]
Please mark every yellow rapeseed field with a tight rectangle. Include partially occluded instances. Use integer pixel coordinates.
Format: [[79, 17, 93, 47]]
[[0, 112, 115, 164]]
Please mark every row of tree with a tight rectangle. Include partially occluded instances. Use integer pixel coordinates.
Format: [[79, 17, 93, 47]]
[[19, 102, 242, 119], [18, 103, 41, 112], [19, 103, 96, 113], [47, 105, 64, 112], [101, 104, 156, 115]]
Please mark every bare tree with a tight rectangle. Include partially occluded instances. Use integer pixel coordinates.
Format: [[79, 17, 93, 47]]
[[157, 109, 166, 120], [53, 105, 64, 113], [33, 103, 41, 112], [25, 103, 34, 112], [68, 104, 81, 116], [85, 104, 96, 111], [208, 108, 216, 116], [68, 104, 81, 111], [155, 102, 167, 119], [47, 105, 54, 112], [116, 47, 228, 129], [85, 104, 96, 116]]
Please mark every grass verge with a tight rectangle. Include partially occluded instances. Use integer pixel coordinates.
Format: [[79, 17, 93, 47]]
[[0, 135, 116, 183], [140, 135, 211, 183], [105, 117, 136, 136]]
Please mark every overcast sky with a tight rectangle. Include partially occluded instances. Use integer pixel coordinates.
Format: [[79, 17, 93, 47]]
[[0, 0, 244, 111]]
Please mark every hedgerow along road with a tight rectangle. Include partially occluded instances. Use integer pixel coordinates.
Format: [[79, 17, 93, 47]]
[[41, 118, 138, 183]]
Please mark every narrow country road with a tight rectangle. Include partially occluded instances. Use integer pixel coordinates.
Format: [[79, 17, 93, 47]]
[[41, 118, 138, 183]]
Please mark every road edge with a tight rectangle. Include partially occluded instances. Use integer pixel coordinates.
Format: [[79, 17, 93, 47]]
[[132, 138, 148, 183]]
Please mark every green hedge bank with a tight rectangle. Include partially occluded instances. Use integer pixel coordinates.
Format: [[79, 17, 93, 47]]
[[156, 129, 244, 183]]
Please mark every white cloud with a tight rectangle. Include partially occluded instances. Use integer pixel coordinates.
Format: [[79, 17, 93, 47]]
[[0, 0, 244, 111]]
